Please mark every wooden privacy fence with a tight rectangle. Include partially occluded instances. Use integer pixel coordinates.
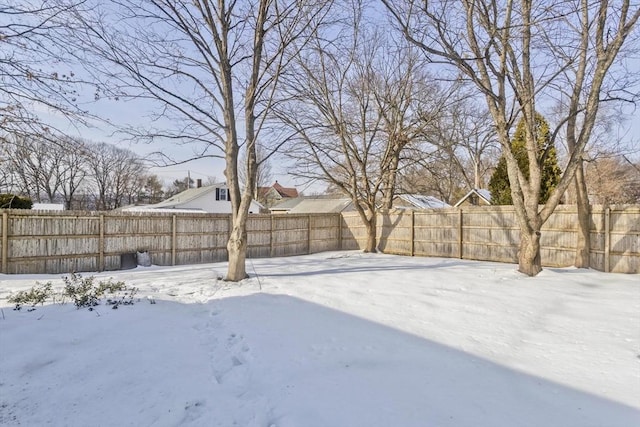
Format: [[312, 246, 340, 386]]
[[0, 210, 341, 274], [1, 204, 638, 274], [341, 204, 640, 274]]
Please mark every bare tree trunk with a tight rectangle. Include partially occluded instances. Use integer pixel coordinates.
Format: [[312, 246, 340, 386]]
[[227, 217, 249, 281], [362, 211, 377, 253], [381, 156, 399, 210], [574, 163, 591, 268], [519, 229, 542, 276]]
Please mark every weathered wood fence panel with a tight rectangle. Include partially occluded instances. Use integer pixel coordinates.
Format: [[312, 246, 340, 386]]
[[340, 213, 365, 251], [414, 210, 461, 259], [606, 206, 640, 273], [1, 205, 638, 274], [309, 214, 342, 254], [0, 210, 344, 274], [340, 204, 639, 273], [271, 215, 309, 257]]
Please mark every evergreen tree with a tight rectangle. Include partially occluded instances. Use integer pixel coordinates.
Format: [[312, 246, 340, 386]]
[[489, 114, 561, 205], [0, 194, 33, 209]]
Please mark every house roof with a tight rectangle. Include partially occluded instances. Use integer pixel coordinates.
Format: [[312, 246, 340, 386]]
[[120, 205, 207, 213], [453, 188, 492, 207], [270, 197, 305, 211], [258, 181, 299, 199], [396, 194, 450, 209], [139, 184, 265, 213], [288, 198, 352, 214], [152, 185, 218, 209], [32, 203, 65, 211]]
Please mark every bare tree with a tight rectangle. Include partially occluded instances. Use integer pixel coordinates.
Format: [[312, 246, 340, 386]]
[[279, 33, 383, 251], [372, 45, 446, 210], [398, 99, 499, 203], [0, 1, 94, 136], [383, 0, 640, 275], [56, 137, 90, 209], [4, 133, 64, 202], [435, 102, 498, 191], [584, 154, 640, 204], [84, 142, 145, 210], [72, 0, 332, 280], [0, 142, 11, 193], [278, 3, 439, 251]]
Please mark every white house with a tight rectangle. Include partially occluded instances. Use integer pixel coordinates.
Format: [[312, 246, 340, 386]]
[[123, 184, 263, 214]]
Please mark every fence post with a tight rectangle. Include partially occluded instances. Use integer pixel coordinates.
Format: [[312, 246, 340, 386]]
[[338, 213, 343, 251], [307, 215, 312, 254], [410, 211, 415, 257], [2, 212, 8, 274], [458, 209, 463, 259], [99, 214, 105, 271], [604, 207, 611, 273], [270, 215, 275, 257], [171, 215, 177, 266]]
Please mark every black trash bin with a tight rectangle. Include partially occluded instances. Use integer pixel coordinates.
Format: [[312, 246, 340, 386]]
[[120, 253, 137, 270]]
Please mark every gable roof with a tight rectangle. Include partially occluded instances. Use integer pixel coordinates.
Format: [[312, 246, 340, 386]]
[[396, 194, 450, 209], [128, 184, 264, 213], [273, 182, 298, 198], [152, 185, 218, 209], [454, 188, 492, 207], [258, 181, 299, 199]]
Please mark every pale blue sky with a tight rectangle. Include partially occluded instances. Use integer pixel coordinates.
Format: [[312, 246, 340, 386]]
[[49, 82, 639, 196]]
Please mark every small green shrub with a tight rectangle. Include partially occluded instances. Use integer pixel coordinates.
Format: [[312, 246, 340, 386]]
[[8, 282, 53, 311], [7, 273, 139, 312], [62, 272, 137, 309]]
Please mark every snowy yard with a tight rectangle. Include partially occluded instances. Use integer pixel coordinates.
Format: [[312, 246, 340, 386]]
[[1, 251, 638, 426]]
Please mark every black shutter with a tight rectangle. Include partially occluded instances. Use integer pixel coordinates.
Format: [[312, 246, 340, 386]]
[[215, 188, 220, 200]]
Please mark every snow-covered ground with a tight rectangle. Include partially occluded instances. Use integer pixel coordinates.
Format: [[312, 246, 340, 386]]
[[0, 251, 638, 426]]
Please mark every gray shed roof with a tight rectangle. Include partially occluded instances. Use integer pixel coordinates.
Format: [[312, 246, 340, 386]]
[[288, 198, 353, 214], [396, 194, 450, 209], [270, 197, 306, 211]]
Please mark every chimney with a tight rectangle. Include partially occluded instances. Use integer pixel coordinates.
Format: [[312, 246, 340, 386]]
[[196, 179, 202, 188]]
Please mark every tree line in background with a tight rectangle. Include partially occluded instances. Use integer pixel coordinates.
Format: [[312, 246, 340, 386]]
[[1, 0, 639, 278], [0, 134, 201, 210]]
